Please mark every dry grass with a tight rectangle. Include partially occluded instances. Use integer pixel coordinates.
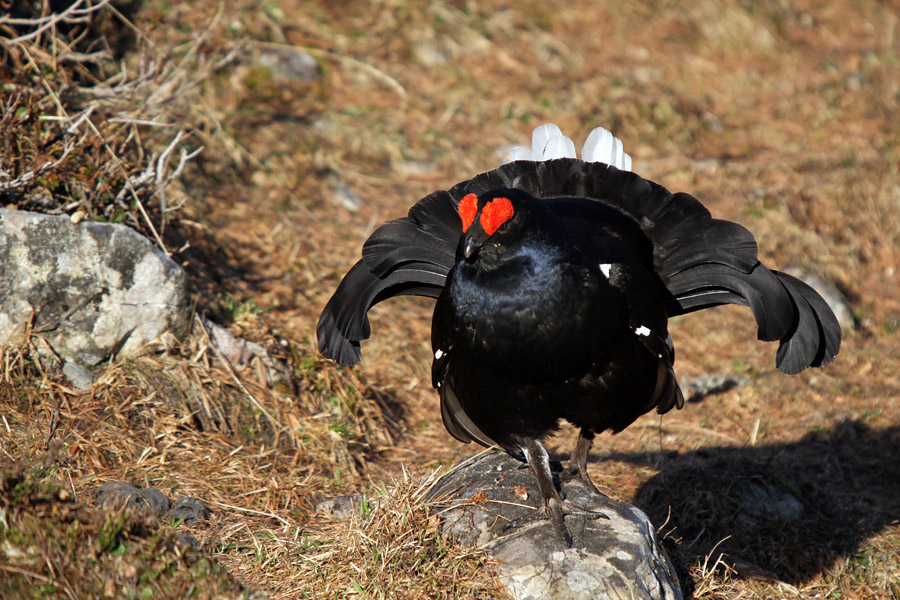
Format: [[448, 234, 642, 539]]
[[0, 451, 245, 599], [3, 0, 900, 598], [232, 469, 508, 599]]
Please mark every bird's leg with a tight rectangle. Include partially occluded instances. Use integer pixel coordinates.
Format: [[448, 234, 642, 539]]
[[522, 437, 573, 546], [565, 429, 602, 495]]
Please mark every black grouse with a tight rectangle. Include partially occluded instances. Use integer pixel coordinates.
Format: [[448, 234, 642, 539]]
[[317, 124, 841, 545]]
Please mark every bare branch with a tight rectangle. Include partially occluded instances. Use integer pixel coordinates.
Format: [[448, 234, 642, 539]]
[[0, 140, 76, 193], [1, 0, 115, 45]]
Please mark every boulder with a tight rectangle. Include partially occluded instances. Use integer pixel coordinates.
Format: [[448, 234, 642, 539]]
[[428, 450, 683, 600], [0, 209, 191, 366]]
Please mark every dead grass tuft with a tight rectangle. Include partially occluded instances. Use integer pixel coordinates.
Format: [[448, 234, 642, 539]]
[[0, 0, 246, 243], [240, 469, 507, 599], [0, 446, 246, 599]]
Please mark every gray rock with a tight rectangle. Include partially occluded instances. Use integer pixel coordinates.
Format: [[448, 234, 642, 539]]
[[0, 209, 191, 366], [96, 481, 171, 517], [176, 533, 201, 552], [96, 482, 211, 526], [738, 481, 805, 523], [168, 496, 212, 525], [253, 46, 321, 81], [316, 494, 377, 520], [202, 317, 293, 390], [783, 267, 854, 331], [331, 184, 363, 213], [62, 360, 94, 391], [427, 451, 683, 600], [681, 373, 749, 403]]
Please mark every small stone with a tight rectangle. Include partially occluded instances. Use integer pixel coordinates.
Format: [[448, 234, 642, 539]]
[[96, 482, 171, 517], [633, 66, 661, 83], [700, 111, 724, 134], [392, 161, 437, 178], [96, 481, 140, 508], [134, 488, 172, 517], [414, 41, 448, 68], [63, 361, 93, 391], [167, 496, 211, 525], [254, 46, 321, 82], [845, 71, 866, 92], [317, 494, 376, 520], [784, 268, 855, 331], [332, 185, 363, 213], [176, 534, 201, 552], [738, 481, 805, 523], [682, 373, 749, 402]]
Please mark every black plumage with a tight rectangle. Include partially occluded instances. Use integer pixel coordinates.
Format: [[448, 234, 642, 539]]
[[317, 158, 841, 545]]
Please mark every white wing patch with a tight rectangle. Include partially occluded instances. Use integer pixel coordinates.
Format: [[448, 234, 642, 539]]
[[507, 123, 633, 171], [635, 325, 652, 337], [434, 349, 445, 360], [599, 263, 612, 279]]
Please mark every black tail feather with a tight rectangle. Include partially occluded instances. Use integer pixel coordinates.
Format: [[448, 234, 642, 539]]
[[772, 271, 841, 373], [318, 157, 840, 372]]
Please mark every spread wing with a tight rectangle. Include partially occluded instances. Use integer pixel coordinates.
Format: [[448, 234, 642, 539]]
[[318, 158, 840, 373], [317, 191, 461, 366], [446, 159, 841, 373]]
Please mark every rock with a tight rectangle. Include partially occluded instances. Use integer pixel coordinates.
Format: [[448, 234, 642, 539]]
[[633, 66, 661, 83], [413, 41, 448, 68], [168, 496, 212, 525], [427, 450, 683, 600], [737, 481, 805, 524], [331, 184, 363, 213], [176, 533, 201, 552], [681, 373, 749, 403], [253, 45, 321, 82], [62, 360, 94, 391], [316, 494, 376, 520], [392, 160, 437, 178], [0, 209, 191, 366], [96, 482, 211, 525], [96, 481, 171, 517], [845, 71, 866, 92], [202, 317, 294, 390], [783, 267, 855, 331]]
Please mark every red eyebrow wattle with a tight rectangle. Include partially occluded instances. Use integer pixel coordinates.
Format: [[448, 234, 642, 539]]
[[459, 193, 478, 232], [480, 197, 514, 236]]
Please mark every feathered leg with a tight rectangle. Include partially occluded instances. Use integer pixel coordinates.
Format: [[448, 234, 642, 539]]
[[566, 429, 602, 495], [522, 437, 573, 546]]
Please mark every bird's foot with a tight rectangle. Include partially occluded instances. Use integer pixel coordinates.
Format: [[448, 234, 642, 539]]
[[501, 497, 609, 546], [560, 464, 604, 496]]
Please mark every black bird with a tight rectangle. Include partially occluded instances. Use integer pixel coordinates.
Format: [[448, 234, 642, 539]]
[[317, 125, 841, 545]]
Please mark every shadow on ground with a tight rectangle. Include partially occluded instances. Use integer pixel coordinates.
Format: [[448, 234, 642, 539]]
[[608, 420, 900, 588]]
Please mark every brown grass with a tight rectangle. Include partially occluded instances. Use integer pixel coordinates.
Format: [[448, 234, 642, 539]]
[[3, 0, 900, 598]]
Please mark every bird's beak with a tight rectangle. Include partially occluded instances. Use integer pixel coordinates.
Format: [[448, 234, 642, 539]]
[[464, 236, 479, 260]]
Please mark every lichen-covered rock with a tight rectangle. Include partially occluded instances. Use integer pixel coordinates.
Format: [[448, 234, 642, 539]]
[[428, 450, 683, 600], [0, 209, 191, 366]]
